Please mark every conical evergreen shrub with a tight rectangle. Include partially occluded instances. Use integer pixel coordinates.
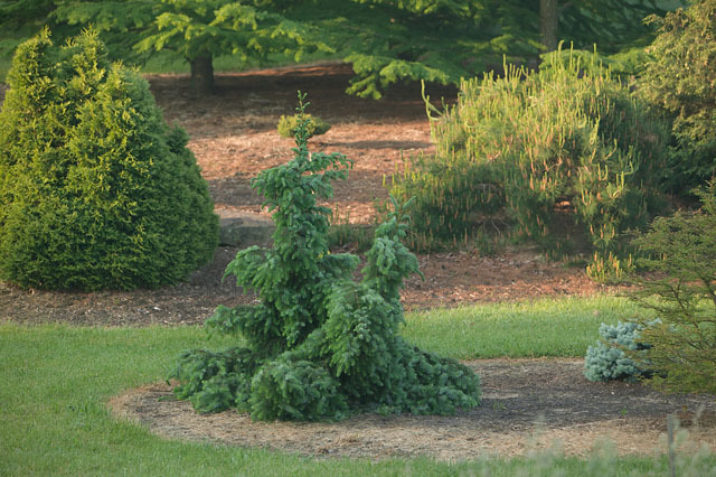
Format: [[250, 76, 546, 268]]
[[0, 29, 218, 290]]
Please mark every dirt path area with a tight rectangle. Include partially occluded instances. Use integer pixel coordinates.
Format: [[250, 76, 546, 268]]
[[149, 63, 443, 225]]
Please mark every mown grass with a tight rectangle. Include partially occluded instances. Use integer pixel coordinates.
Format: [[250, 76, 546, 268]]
[[403, 295, 656, 359], [1, 297, 713, 476]]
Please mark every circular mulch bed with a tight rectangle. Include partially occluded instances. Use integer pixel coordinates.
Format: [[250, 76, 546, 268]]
[[109, 358, 716, 461]]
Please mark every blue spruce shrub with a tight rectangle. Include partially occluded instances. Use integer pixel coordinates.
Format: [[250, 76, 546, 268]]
[[0, 29, 218, 290], [584, 321, 651, 382]]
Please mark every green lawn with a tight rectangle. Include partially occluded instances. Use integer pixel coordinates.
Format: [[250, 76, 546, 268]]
[[1, 296, 713, 476], [403, 295, 654, 359]]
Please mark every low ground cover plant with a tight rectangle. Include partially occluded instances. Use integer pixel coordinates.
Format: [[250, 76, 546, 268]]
[[0, 29, 218, 291], [584, 184, 716, 393], [171, 94, 479, 420], [392, 48, 670, 280]]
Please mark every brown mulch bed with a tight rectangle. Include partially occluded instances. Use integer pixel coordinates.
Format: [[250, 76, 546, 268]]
[[2, 65, 714, 460], [0, 245, 615, 327], [111, 359, 716, 461]]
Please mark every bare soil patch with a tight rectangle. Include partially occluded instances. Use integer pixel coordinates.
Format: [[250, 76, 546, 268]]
[[110, 359, 716, 461], [2, 65, 712, 460]]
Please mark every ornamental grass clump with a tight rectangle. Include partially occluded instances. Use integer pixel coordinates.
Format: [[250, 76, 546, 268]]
[[392, 48, 670, 280], [171, 93, 480, 421], [0, 29, 218, 291]]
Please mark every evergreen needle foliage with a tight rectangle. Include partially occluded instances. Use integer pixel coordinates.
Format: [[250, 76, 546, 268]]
[[626, 182, 716, 394], [639, 0, 716, 194], [584, 321, 651, 382], [171, 93, 480, 421], [0, 29, 218, 291], [277, 113, 330, 139], [392, 48, 670, 280]]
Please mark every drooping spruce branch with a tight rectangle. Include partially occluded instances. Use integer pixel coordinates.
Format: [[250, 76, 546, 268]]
[[170, 92, 480, 421]]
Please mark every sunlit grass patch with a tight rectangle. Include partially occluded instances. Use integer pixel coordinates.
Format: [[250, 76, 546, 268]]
[[403, 295, 655, 359]]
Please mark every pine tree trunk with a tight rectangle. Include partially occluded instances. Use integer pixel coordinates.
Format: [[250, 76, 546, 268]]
[[540, 0, 559, 52], [190, 55, 214, 95]]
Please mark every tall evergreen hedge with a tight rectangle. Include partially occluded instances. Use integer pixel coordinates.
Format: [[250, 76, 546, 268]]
[[0, 29, 218, 290]]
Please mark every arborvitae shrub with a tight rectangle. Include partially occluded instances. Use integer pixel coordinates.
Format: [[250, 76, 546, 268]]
[[170, 94, 480, 421], [277, 113, 330, 139], [392, 49, 670, 280], [584, 321, 650, 382], [0, 29, 218, 290], [627, 183, 716, 394]]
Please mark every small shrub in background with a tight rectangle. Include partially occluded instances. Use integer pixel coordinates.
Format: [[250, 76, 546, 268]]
[[584, 321, 651, 382], [626, 182, 716, 394], [0, 29, 218, 290], [277, 112, 330, 139], [639, 0, 716, 194], [171, 94, 480, 421], [391, 48, 670, 280]]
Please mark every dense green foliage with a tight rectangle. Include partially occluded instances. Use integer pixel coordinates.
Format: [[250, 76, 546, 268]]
[[627, 183, 716, 394], [0, 29, 218, 290], [277, 113, 330, 139], [639, 0, 716, 193], [171, 95, 479, 420], [0, 1, 64, 61], [391, 49, 669, 279], [2, 1, 677, 98], [132, 0, 332, 93], [292, 0, 672, 99], [584, 321, 650, 382], [27, 0, 332, 93], [51, 0, 157, 65]]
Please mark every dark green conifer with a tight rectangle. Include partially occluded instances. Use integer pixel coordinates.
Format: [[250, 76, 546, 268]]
[[640, 0, 716, 193], [170, 94, 480, 421]]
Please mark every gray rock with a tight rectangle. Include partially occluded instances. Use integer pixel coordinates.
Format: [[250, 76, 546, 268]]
[[218, 212, 274, 247]]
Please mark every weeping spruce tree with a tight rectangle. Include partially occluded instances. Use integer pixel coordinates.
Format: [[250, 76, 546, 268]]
[[171, 94, 480, 421], [0, 29, 218, 291]]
